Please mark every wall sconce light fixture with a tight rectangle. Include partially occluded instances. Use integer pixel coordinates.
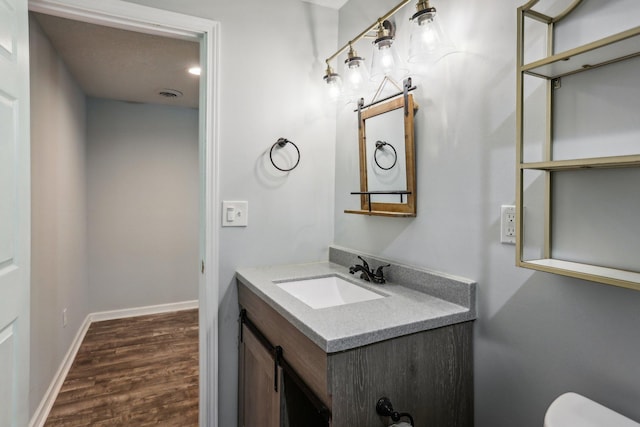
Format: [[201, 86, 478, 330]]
[[322, 0, 452, 101], [343, 44, 370, 102], [370, 20, 408, 82], [323, 64, 343, 101], [408, 0, 454, 63]]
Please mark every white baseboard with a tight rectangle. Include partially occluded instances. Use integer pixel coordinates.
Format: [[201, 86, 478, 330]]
[[28, 300, 199, 427], [28, 314, 92, 427], [90, 300, 199, 322]]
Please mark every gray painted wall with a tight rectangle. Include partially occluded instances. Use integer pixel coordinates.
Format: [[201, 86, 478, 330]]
[[29, 18, 201, 416], [42, 0, 639, 426], [86, 98, 199, 312], [121, 2, 339, 424], [29, 16, 90, 414], [335, 1, 640, 426]]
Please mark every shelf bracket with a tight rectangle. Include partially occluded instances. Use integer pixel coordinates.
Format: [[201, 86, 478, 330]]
[[552, 78, 562, 89]]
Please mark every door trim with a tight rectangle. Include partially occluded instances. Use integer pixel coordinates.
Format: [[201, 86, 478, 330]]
[[27, 1, 220, 426]]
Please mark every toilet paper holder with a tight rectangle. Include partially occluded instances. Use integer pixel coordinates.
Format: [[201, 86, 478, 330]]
[[376, 397, 415, 426]]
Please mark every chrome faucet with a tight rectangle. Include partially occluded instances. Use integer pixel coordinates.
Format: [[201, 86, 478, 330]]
[[349, 256, 389, 284]]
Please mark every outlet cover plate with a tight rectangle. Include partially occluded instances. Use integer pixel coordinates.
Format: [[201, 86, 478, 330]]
[[501, 205, 516, 244]]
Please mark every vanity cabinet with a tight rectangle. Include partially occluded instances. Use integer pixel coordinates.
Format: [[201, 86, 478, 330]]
[[238, 280, 474, 427]]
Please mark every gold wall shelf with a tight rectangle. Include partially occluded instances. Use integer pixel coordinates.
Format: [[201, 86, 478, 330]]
[[522, 26, 640, 79], [516, 0, 640, 292], [521, 259, 640, 290], [520, 155, 640, 171]]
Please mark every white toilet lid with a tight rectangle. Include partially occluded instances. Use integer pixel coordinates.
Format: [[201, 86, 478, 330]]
[[544, 392, 640, 427]]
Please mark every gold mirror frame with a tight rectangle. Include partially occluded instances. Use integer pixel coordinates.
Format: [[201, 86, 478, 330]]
[[345, 93, 417, 217]]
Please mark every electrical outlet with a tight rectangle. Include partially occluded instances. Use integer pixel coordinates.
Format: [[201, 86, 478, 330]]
[[500, 205, 516, 244], [62, 308, 68, 328]]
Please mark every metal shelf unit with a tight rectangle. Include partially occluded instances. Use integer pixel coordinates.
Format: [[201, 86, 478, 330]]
[[516, 1, 640, 291]]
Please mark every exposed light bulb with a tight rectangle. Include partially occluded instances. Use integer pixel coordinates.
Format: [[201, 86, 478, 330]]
[[343, 46, 370, 103], [327, 78, 342, 100], [188, 66, 201, 76], [323, 65, 343, 102], [370, 21, 408, 82], [347, 69, 364, 86], [378, 45, 395, 73], [418, 17, 437, 46]]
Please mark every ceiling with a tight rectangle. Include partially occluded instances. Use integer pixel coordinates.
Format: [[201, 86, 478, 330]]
[[301, 0, 348, 9], [32, 12, 200, 109], [32, 1, 346, 108]]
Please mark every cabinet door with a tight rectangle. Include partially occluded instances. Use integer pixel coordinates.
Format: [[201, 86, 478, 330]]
[[239, 323, 281, 427]]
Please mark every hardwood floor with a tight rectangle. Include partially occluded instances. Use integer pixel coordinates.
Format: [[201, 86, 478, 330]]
[[45, 309, 199, 426]]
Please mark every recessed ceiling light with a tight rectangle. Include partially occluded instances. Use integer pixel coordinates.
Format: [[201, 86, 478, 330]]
[[188, 66, 201, 76]]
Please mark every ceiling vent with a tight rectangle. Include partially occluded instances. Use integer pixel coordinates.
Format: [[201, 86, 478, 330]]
[[158, 89, 183, 98]]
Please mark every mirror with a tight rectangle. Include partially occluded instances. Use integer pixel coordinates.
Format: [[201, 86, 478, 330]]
[[345, 92, 417, 217]]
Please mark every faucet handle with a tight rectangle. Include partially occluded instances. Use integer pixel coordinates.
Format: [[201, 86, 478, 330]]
[[357, 256, 370, 271], [375, 264, 390, 276], [374, 264, 390, 283]]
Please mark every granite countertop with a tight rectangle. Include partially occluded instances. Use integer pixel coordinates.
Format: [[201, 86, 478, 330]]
[[236, 252, 476, 353]]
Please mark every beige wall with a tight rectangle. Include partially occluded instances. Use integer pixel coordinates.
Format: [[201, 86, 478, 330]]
[[86, 98, 199, 312], [29, 15, 90, 414]]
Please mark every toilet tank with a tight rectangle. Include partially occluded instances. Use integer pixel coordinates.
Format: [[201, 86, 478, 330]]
[[545, 392, 640, 427]]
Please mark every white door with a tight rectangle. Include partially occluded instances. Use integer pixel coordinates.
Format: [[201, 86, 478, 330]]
[[0, 0, 30, 425]]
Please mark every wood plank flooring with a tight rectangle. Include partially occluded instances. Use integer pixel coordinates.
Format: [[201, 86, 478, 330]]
[[45, 309, 199, 426]]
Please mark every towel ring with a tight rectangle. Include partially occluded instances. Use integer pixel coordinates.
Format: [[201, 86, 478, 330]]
[[270, 138, 300, 172], [373, 140, 397, 170]]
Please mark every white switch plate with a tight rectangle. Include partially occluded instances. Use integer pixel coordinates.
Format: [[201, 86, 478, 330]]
[[500, 205, 516, 244], [222, 201, 248, 227]]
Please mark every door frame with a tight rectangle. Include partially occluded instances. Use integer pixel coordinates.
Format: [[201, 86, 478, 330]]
[[27, 1, 220, 426]]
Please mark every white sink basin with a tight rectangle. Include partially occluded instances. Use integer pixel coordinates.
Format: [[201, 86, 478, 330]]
[[275, 275, 384, 309]]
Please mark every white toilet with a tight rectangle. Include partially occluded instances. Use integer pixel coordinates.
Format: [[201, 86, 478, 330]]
[[545, 392, 640, 427]]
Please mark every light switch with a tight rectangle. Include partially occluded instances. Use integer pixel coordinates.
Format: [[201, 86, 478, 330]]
[[226, 207, 235, 222], [222, 201, 248, 227]]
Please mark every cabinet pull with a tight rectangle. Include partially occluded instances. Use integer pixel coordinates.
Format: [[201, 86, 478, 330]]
[[274, 346, 283, 392]]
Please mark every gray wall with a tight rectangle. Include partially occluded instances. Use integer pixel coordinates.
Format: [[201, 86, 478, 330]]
[[334, 0, 640, 426], [29, 16, 90, 414], [104, 0, 640, 426], [29, 18, 201, 416], [122, 1, 338, 424], [86, 98, 199, 312]]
